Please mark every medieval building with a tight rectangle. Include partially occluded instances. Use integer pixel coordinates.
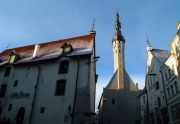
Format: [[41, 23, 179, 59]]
[[0, 31, 97, 124], [98, 12, 140, 124]]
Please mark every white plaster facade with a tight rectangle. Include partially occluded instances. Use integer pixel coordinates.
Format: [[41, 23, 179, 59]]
[[145, 45, 170, 124], [0, 33, 97, 124]]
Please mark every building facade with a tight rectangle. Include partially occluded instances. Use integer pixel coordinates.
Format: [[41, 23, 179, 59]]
[[139, 88, 149, 124], [0, 32, 97, 124], [160, 21, 180, 124], [98, 12, 140, 124], [140, 21, 180, 124], [145, 41, 170, 124]]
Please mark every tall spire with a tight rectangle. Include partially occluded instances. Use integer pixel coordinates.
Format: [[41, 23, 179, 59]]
[[146, 37, 152, 51], [113, 11, 125, 42]]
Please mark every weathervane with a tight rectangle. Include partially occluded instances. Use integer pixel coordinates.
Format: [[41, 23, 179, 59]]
[[91, 17, 96, 31]]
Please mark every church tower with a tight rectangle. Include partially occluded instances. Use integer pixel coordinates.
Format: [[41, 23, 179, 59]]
[[112, 11, 125, 89]]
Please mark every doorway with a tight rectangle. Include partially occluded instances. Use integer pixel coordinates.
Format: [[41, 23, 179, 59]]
[[16, 107, 25, 124]]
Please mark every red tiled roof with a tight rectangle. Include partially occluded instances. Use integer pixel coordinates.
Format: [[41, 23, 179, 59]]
[[0, 34, 95, 61]]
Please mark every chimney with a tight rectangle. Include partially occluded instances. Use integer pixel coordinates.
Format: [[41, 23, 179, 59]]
[[33, 44, 40, 58]]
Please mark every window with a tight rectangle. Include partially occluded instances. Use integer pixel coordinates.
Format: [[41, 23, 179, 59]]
[[167, 88, 171, 99], [112, 99, 115, 105], [40, 107, 45, 113], [4, 67, 11, 77], [156, 81, 160, 90], [0, 84, 7, 97], [165, 72, 168, 81], [157, 97, 161, 107], [14, 80, 18, 87], [8, 104, 12, 111], [168, 69, 171, 77], [174, 81, 178, 93], [55, 80, 66, 96], [171, 85, 175, 96], [143, 96, 146, 104], [58, 61, 69, 74]]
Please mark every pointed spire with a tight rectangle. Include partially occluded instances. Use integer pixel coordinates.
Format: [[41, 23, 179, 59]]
[[113, 11, 125, 42], [146, 37, 152, 51]]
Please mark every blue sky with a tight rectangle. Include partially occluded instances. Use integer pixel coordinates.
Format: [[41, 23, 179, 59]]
[[0, 0, 179, 110]]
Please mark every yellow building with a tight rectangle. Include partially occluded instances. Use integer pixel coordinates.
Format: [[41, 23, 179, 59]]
[[160, 21, 180, 124]]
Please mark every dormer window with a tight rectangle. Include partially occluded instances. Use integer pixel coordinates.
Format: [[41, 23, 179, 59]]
[[8, 50, 21, 64], [61, 43, 73, 54]]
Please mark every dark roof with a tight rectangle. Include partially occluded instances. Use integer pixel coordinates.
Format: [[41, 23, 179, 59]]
[[0, 34, 95, 64], [151, 49, 170, 63]]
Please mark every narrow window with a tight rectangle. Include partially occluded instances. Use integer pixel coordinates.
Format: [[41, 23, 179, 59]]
[[167, 87, 171, 99], [165, 72, 168, 81], [171, 85, 174, 96], [58, 61, 69, 74], [14, 80, 18, 87], [0, 84, 7, 97], [156, 81, 160, 90], [40, 107, 45, 113], [4, 67, 11, 77], [143, 96, 145, 104], [157, 97, 161, 107], [8, 104, 12, 111], [112, 99, 115, 105], [55, 80, 66, 96], [174, 81, 178, 93]]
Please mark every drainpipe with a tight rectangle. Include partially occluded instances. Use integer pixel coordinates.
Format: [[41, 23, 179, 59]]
[[29, 64, 41, 124], [71, 58, 80, 124]]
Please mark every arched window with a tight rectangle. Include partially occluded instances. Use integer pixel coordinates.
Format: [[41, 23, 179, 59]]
[[158, 97, 161, 107], [58, 60, 69, 74]]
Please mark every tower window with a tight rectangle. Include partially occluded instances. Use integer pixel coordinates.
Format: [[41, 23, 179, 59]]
[[14, 80, 18, 87], [58, 60, 69, 74], [55, 80, 66, 96], [0, 84, 7, 97], [4, 67, 11, 77]]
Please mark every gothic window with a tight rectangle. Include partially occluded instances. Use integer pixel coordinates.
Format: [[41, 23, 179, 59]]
[[58, 60, 69, 74], [55, 80, 66, 96], [8, 104, 12, 111], [4, 67, 11, 77], [0, 84, 7, 97], [14, 80, 18, 87], [40, 107, 45, 113], [112, 99, 115, 105]]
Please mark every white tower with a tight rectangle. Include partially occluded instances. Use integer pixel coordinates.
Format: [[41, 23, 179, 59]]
[[112, 11, 125, 89]]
